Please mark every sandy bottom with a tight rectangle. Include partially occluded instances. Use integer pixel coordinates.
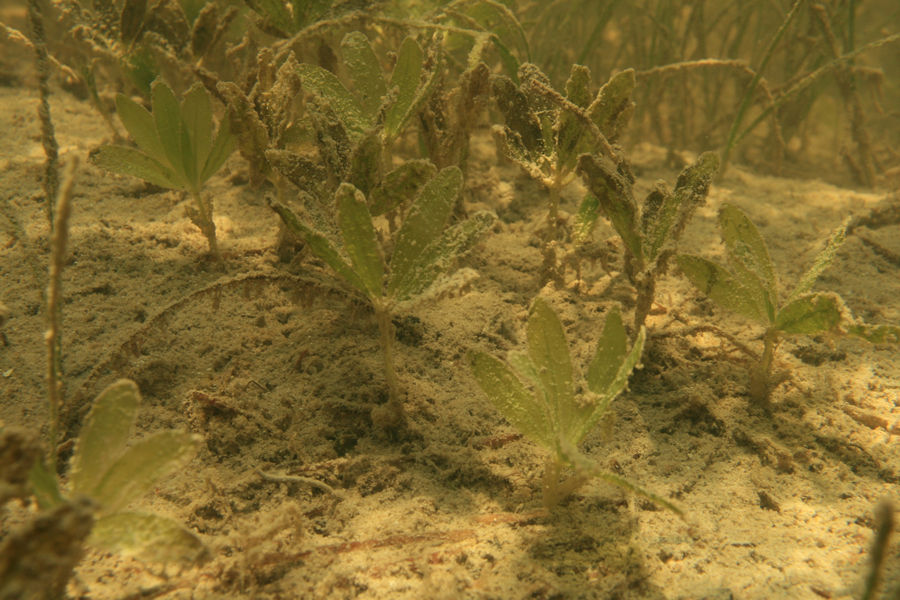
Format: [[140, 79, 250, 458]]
[[1, 84, 899, 600]]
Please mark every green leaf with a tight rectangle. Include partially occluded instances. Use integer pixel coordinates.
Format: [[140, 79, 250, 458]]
[[115, 94, 167, 165], [787, 220, 847, 302], [527, 297, 574, 424], [389, 211, 494, 302], [677, 255, 768, 323], [576, 154, 642, 261], [847, 323, 900, 344], [572, 326, 644, 444], [573, 193, 600, 244], [468, 351, 552, 448], [459, 0, 530, 64], [774, 293, 842, 334], [336, 184, 384, 298], [384, 36, 424, 139], [388, 166, 462, 293], [341, 32, 387, 119], [586, 308, 627, 394], [91, 430, 199, 514], [297, 63, 370, 136], [718, 204, 777, 319], [370, 160, 437, 216], [151, 81, 188, 184], [180, 83, 213, 179], [70, 380, 140, 499], [28, 459, 63, 509], [587, 69, 635, 143], [199, 114, 235, 184], [269, 201, 370, 296], [91, 512, 208, 564], [91, 145, 182, 190], [643, 152, 719, 263]]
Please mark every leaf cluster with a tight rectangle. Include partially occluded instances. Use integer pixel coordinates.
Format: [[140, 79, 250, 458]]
[[492, 64, 634, 186], [468, 297, 668, 509], [31, 380, 206, 564], [677, 204, 848, 338], [92, 81, 234, 195], [271, 165, 494, 309]]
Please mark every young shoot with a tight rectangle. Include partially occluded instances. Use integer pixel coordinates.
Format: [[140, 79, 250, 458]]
[[577, 151, 719, 334], [271, 165, 495, 429], [29, 379, 207, 564], [677, 204, 899, 405], [91, 81, 235, 260], [468, 296, 680, 513], [492, 64, 635, 285]]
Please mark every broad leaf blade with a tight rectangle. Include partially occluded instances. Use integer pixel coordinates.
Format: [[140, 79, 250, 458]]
[[92, 430, 199, 514], [70, 380, 140, 498], [180, 83, 213, 180], [573, 326, 645, 444], [388, 166, 462, 292], [718, 204, 777, 318], [91, 512, 208, 564], [787, 220, 847, 302], [199, 114, 235, 184], [468, 351, 552, 448], [91, 145, 182, 190], [336, 184, 383, 298], [527, 297, 574, 425], [341, 32, 387, 119], [370, 159, 437, 216], [115, 94, 167, 165], [389, 210, 494, 302], [270, 201, 370, 296], [847, 323, 900, 344], [151, 81, 188, 183], [297, 63, 370, 136], [586, 308, 627, 395], [677, 255, 768, 323], [576, 154, 642, 261], [774, 293, 842, 335], [587, 69, 635, 143], [384, 36, 425, 139]]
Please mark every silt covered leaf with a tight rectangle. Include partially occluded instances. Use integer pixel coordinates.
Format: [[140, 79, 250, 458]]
[[676, 255, 768, 323], [774, 293, 842, 334], [70, 380, 140, 499], [91, 512, 208, 564], [467, 351, 552, 448]]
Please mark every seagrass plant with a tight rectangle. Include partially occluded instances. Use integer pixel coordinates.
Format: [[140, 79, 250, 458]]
[[491, 63, 636, 285], [578, 150, 719, 334], [271, 165, 495, 428], [469, 296, 680, 512], [30, 379, 206, 563], [677, 204, 900, 405], [91, 80, 235, 260]]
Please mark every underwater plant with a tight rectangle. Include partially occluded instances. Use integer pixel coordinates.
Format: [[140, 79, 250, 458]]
[[271, 165, 495, 429], [30, 379, 206, 563], [677, 203, 899, 405], [91, 80, 235, 260], [469, 296, 680, 512], [491, 63, 636, 286], [578, 151, 719, 334]]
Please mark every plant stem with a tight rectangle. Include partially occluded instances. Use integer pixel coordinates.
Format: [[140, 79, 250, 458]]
[[750, 328, 779, 405], [540, 170, 566, 286], [374, 302, 404, 427], [190, 190, 220, 261], [46, 158, 77, 473]]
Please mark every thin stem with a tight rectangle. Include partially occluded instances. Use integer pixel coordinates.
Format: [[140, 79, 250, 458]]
[[190, 189, 220, 261], [46, 158, 77, 473], [750, 327, 779, 405], [374, 302, 404, 426]]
